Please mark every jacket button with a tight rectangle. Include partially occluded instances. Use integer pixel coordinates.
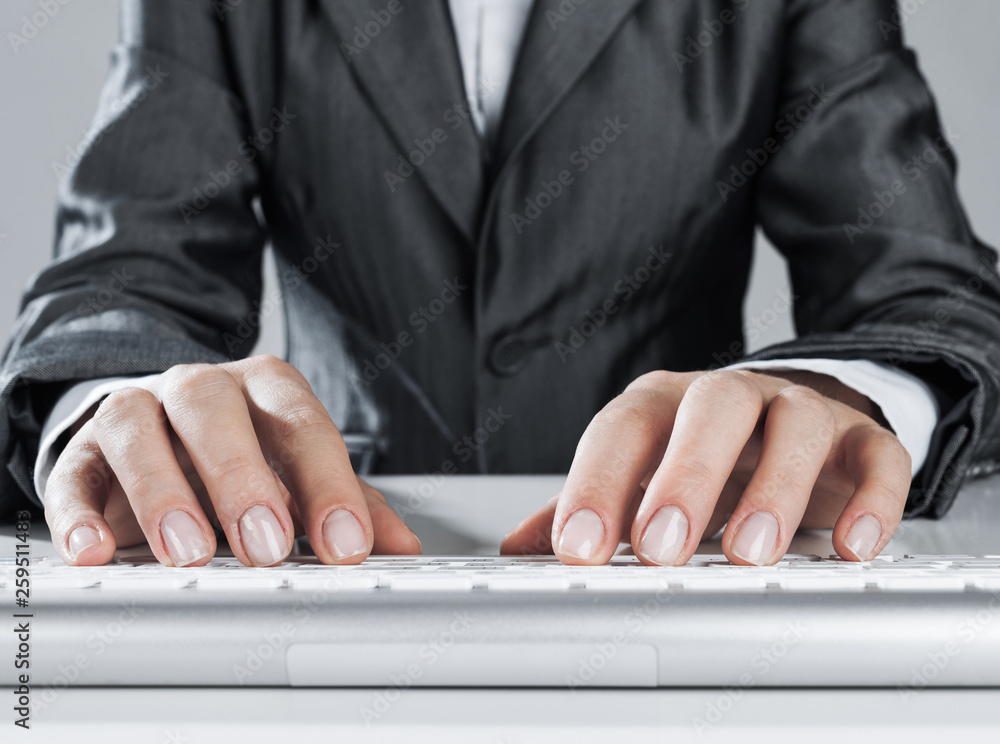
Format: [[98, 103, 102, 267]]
[[489, 337, 529, 376]]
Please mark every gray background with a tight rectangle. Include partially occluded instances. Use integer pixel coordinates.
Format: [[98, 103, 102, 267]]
[[1, 0, 998, 358]]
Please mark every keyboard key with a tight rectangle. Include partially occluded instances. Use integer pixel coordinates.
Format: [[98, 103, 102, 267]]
[[100, 573, 193, 591], [385, 574, 475, 592], [585, 575, 669, 592], [682, 575, 768, 591], [779, 575, 867, 591], [288, 573, 380, 591], [14, 553, 1000, 600], [876, 575, 968, 592], [34, 574, 102, 590], [488, 575, 572, 591], [195, 573, 286, 590]]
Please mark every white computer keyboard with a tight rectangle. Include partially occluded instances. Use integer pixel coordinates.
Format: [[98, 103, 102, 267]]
[[6, 554, 1000, 593]]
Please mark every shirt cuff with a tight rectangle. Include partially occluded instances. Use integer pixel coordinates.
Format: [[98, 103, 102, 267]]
[[33, 374, 162, 501], [724, 358, 939, 477]]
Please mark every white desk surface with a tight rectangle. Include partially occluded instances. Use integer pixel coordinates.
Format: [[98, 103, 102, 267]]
[[4, 473, 1000, 743]]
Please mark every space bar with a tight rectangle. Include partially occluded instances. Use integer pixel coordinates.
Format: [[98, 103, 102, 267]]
[[286, 642, 659, 687]]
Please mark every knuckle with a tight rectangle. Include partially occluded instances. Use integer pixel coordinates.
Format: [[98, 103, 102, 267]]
[[594, 395, 667, 446], [591, 455, 634, 494], [668, 457, 717, 491], [568, 465, 633, 507], [45, 441, 110, 504], [92, 387, 157, 428], [865, 424, 912, 469], [865, 478, 908, 513], [161, 363, 238, 405], [91, 388, 162, 445], [886, 436, 913, 475], [687, 370, 763, 411], [625, 370, 680, 393], [126, 464, 184, 498], [250, 354, 290, 377], [772, 386, 836, 435], [751, 468, 811, 502], [242, 355, 312, 395], [274, 402, 336, 442], [203, 448, 265, 485]]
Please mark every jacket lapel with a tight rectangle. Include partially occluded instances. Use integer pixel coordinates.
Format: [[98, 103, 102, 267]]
[[319, 0, 484, 243], [491, 0, 644, 185]]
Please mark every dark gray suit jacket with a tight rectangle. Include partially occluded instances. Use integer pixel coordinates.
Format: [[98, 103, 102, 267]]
[[2, 0, 999, 518]]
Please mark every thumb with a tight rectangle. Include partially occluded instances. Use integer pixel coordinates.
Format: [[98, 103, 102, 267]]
[[500, 494, 559, 555]]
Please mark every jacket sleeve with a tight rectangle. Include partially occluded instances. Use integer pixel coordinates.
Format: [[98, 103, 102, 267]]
[[0, 0, 267, 514], [743, 0, 1000, 518]]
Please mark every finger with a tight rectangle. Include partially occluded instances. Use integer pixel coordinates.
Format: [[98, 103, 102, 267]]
[[235, 356, 374, 564], [632, 371, 764, 566], [359, 479, 422, 555], [832, 424, 911, 561], [43, 426, 118, 566], [501, 494, 559, 555], [167, 434, 297, 536], [701, 479, 745, 541], [721, 385, 836, 566], [502, 481, 650, 556], [90, 387, 217, 567], [551, 371, 689, 565], [159, 364, 293, 567], [103, 480, 145, 547], [166, 429, 218, 527]]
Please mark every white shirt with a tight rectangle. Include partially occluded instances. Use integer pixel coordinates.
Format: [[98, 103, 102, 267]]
[[32, 0, 939, 498]]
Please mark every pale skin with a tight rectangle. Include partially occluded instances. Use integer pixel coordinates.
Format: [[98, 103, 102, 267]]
[[44, 354, 911, 568]]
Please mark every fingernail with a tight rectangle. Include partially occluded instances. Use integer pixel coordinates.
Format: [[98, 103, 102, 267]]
[[557, 509, 605, 560], [732, 510, 779, 565], [160, 510, 212, 567], [323, 509, 368, 560], [239, 505, 288, 566], [68, 525, 101, 560], [846, 514, 883, 561], [638, 506, 689, 565]]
